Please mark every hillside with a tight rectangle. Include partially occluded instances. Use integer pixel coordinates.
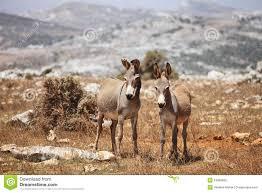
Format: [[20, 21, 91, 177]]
[[0, 12, 80, 49]]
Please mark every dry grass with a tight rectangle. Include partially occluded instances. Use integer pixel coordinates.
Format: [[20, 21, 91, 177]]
[[0, 77, 261, 175]]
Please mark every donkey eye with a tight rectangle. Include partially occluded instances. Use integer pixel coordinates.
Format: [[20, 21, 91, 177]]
[[155, 87, 158, 90], [124, 77, 127, 81], [165, 86, 170, 90], [134, 74, 140, 79]]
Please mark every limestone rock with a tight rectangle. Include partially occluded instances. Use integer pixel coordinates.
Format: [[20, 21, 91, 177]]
[[47, 130, 56, 141], [8, 110, 33, 126], [231, 132, 250, 142], [0, 144, 116, 162]]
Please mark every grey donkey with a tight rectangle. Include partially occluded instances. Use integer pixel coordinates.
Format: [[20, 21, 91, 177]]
[[94, 59, 141, 156], [153, 63, 192, 161]]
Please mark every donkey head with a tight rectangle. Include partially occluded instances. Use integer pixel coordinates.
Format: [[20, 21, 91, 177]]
[[153, 63, 172, 108], [121, 59, 141, 100]]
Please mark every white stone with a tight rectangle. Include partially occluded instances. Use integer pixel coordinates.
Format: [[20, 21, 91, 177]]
[[231, 132, 250, 142], [0, 144, 116, 162], [9, 110, 33, 126], [57, 138, 70, 143], [207, 70, 224, 80], [47, 130, 56, 141]]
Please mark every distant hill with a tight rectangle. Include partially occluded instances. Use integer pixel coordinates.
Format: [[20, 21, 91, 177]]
[[0, 12, 80, 49], [29, 2, 154, 29]]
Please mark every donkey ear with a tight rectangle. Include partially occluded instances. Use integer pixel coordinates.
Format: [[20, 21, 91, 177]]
[[165, 62, 172, 78], [121, 59, 131, 70], [153, 63, 161, 79], [131, 59, 140, 72]]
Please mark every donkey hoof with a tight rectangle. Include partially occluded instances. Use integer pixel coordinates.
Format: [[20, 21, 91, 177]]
[[167, 152, 179, 161], [133, 150, 139, 157], [166, 152, 174, 160], [184, 154, 190, 163]]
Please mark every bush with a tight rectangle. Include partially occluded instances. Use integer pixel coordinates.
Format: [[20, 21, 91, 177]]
[[32, 76, 97, 134], [116, 50, 179, 80], [141, 50, 179, 80]]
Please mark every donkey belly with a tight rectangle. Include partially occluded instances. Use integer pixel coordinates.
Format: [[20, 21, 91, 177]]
[[97, 78, 123, 120], [174, 87, 191, 124], [104, 112, 119, 120]]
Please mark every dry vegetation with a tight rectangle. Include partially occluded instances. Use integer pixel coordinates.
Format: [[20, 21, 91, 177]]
[[0, 77, 261, 175]]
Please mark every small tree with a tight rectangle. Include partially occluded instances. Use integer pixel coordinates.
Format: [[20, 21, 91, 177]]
[[141, 50, 179, 80]]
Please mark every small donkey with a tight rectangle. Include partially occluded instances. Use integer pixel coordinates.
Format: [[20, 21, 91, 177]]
[[94, 59, 141, 156], [153, 63, 192, 161]]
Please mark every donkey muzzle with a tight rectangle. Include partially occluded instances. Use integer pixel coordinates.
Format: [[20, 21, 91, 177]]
[[158, 103, 165, 108], [126, 94, 133, 100], [126, 85, 136, 100]]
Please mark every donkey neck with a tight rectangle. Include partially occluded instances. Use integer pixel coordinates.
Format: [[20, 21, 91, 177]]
[[162, 90, 175, 113]]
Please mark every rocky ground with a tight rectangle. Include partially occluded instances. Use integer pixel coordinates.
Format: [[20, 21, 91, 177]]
[[0, 77, 261, 174]]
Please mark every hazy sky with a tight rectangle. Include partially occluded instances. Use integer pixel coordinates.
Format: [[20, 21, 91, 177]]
[[1, 0, 262, 14]]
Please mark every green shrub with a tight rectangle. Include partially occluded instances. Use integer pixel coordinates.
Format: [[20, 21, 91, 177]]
[[141, 50, 179, 80]]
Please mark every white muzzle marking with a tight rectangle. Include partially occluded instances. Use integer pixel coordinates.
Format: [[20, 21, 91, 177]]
[[126, 85, 135, 96], [158, 94, 165, 105]]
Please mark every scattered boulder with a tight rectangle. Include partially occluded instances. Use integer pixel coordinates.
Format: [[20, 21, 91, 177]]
[[207, 70, 224, 80], [231, 132, 250, 142], [259, 132, 262, 137], [251, 138, 262, 146], [47, 130, 56, 142], [215, 100, 222, 105], [8, 110, 33, 127], [245, 95, 262, 103], [230, 102, 240, 110], [0, 69, 23, 79], [0, 144, 17, 152], [57, 138, 70, 143], [224, 88, 239, 94], [256, 61, 262, 73], [0, 144, 116, 162], [230, 100, 248, 110]]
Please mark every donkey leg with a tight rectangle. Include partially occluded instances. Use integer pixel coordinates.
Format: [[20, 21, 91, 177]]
[[169, 122, 178, 160], [160, 116, 166, 159], [94, 112, 104, 150], [116, 115, 124, 156], [182, 119, 189, 161], [131, 114, 138, 155], [110, 120, 118, 154]]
